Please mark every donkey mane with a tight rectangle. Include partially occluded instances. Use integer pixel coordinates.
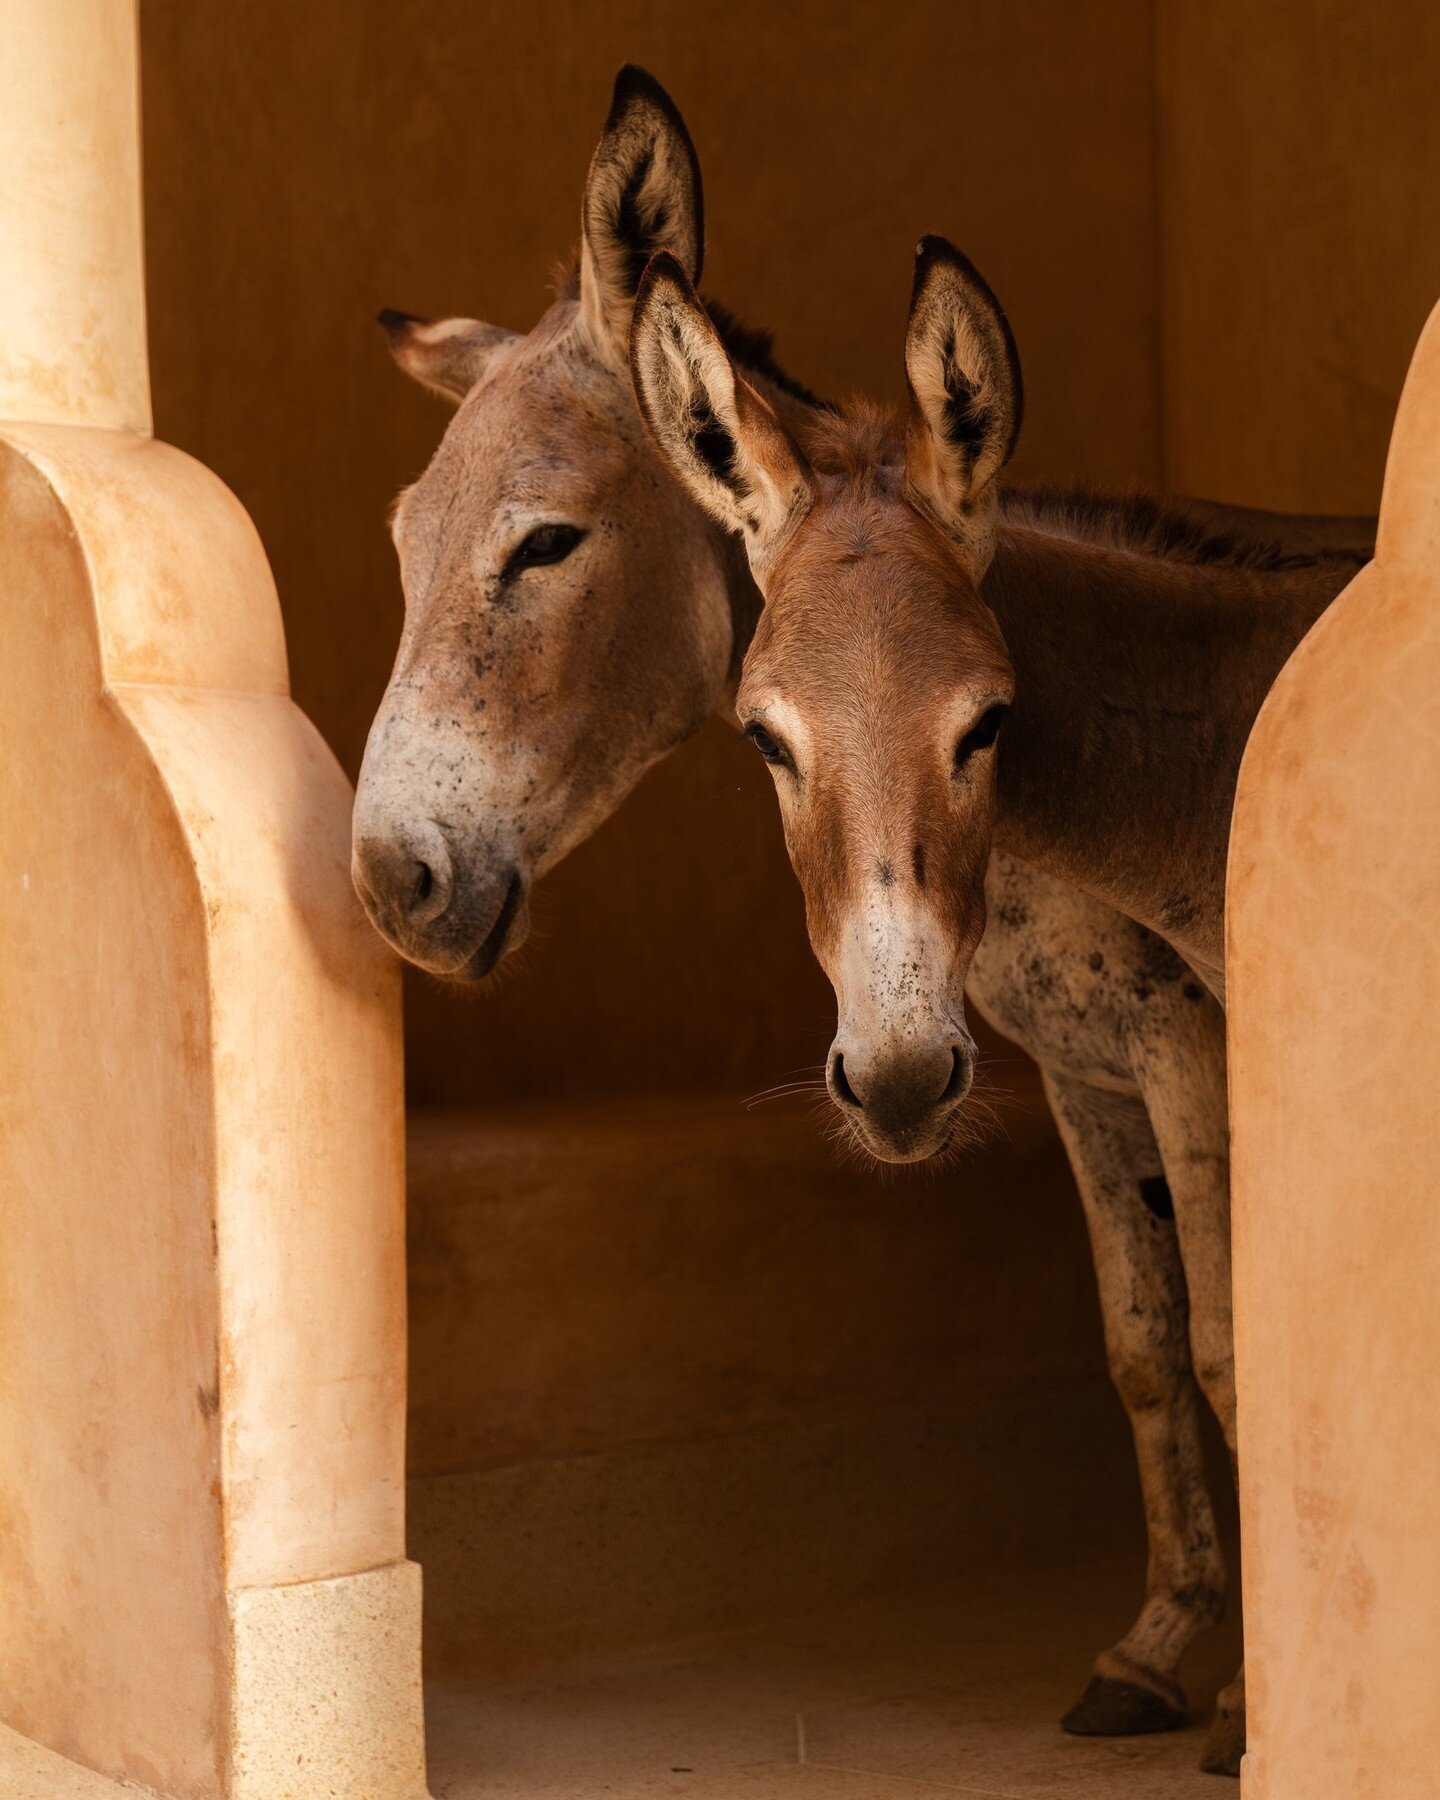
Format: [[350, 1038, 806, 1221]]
[[783, 396, 1368, 576], [553, 245, 828, 409], [705, 297, 830, 410], [796, 399, 902, 482], [1005, 483, 1370, 574]]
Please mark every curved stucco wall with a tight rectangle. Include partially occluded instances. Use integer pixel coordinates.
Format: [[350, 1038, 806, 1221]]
[[1228, 302, 1440, 1798], [0, 6, 420, 1793]]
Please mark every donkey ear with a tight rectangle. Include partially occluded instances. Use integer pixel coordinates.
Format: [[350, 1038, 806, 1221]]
[[579, 66, 705, 366], [631, 253, 812, 577], [903, 237, 1023, 570], [378, 310, 516, 402]]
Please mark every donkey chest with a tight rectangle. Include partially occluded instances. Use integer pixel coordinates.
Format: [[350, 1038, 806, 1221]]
[[966, 853, 1196, 1090]]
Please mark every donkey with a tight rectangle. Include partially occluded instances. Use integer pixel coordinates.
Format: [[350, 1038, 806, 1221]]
[[353, 69, 1369, 1777], [631, 238, 1370, 1775]]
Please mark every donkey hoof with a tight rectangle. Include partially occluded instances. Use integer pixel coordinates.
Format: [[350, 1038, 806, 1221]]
[[1061, 1675, 1187, 1737], [1199, 1702, 1245, 1777]]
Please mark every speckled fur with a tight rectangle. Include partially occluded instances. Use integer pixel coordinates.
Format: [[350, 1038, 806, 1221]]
[[632, 236, 1365, 1772], [972, 851, 1235, 1710]]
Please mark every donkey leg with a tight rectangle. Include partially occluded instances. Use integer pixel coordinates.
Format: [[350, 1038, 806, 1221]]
[[1042, 1072, 1225, 1738], [1138, 1032, 1245, 1777], [1201, 1669, 1246, 1779]]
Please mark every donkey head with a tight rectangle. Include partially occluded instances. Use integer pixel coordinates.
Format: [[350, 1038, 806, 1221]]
[[632, 239, 1022, 1161], [353, 68, 736, 978]]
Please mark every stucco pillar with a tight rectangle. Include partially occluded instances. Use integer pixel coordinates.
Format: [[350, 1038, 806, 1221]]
[[0, 4, 425, 1794], [1228, 300, 1440, 1797]]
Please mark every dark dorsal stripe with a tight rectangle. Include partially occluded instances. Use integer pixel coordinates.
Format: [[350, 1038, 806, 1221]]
[[1004, 484, 1370, 574]]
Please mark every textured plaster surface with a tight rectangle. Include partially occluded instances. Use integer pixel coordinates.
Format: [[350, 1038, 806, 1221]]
[[0, 1723, 159, 1799], [1228, 303, 1440, 1796], [228, 1562, 430, 1800], [0, 419, 227, 1800], [0, 3, 150, 431], [0, 5, 414, 1789], [405, 1078, 1097, 1478], [0, 417, 412, 1792]]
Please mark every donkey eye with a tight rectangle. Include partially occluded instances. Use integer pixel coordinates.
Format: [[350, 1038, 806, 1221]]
[[743, 722, 792, 769], [954, 703, 1009, 769], [504, 522, 585, 577]]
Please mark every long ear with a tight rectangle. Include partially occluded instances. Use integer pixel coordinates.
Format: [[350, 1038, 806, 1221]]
[[579, 66, 704, 366], [631, 253, 812, 577], [378, 310, 516, 402], [903, 236, 1023, 572]]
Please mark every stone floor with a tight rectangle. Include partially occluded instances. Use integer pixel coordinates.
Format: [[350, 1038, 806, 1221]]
[[0, 1550, 1241, 1797], [0, 1725, 139, 1799], [425, 1552, 1243, 1799]]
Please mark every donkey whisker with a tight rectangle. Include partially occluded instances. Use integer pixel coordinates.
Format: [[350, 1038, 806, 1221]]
[[743, 1064, 829, 1109]]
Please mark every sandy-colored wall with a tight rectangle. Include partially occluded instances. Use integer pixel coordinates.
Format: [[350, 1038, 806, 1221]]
[[1, 7, 420, 1789], [1158, 0, 1440, 513], [1157, 13, 1440, 1789], [1227, 308, 1440, 1798], [406, 1079, 1090, 1477], [140, 0, 1163, 1105]]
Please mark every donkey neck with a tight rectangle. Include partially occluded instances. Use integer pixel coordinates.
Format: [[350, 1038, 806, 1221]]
[[983, 521, 1356, 988]]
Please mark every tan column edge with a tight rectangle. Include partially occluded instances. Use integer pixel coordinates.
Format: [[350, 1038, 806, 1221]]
[[1228, 299, 1440, 1798], [0, 2, 151, 432]]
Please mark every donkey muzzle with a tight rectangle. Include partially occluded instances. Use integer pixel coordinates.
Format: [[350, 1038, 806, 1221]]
[[827, 1036, 974, 1162], [352, 816, 528, 979]]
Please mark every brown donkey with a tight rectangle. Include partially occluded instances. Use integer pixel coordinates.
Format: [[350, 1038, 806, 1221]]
[[355, 69, 1366, 1777], [632, 242, 1360, 1010], [631, 241, 1367, 1775]]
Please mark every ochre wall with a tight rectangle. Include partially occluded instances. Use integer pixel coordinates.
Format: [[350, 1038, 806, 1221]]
[[139, 0, 1162, 1105], [1158, 0, 1440, 513], [1226, 307, 1440, 1799]]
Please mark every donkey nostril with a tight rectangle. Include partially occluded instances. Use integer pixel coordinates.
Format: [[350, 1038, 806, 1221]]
[[938, 1046, 969, 1107], [397, 839, 453, 928], [352, 820, 454, 939], [830, 1052, 862, 1110]]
